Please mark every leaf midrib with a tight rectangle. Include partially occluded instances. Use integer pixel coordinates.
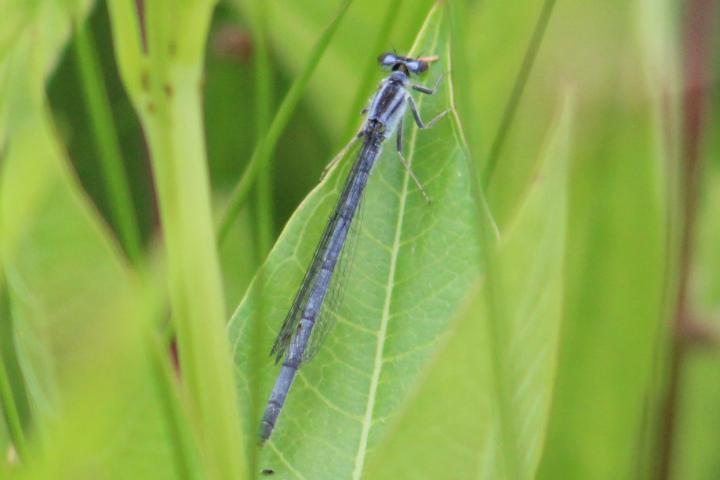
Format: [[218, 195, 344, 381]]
[[350, 13, 443, 479]]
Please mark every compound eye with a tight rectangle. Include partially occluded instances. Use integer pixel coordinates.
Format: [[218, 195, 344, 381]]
[[406, 60, 428, 74], [378, 52, 398, 69]]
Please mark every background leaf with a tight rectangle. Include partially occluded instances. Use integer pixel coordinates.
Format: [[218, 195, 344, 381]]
[[0, 2, 188, 478], [457, 0, 560, 228], [535, 0, 674, 477]]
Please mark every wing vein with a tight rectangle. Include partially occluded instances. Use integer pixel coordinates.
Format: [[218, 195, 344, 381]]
[[270, 137, 381, 364]]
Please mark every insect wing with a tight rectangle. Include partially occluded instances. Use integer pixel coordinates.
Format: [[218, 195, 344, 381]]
[[269, 138, 364, 363]]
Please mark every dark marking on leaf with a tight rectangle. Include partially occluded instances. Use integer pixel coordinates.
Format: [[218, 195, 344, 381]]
[[140, 70, 150, 91], [212, 26, 252, 63]]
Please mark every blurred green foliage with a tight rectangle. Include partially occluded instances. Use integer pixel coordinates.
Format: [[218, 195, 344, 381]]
[[1, 0, 719, 479]]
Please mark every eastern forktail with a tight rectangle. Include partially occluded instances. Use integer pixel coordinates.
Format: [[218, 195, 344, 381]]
[[260, 52, 447, 443]]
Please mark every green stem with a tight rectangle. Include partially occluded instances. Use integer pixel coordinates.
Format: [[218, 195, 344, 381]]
[[107, 1, 247, 477], [247, 3, 273, 472], [252, 0, 274, 258], [217, 0, 354, 245], [141, 72, 246, 477], [72, 18, 143, 264], [481, 0, 557, 188]]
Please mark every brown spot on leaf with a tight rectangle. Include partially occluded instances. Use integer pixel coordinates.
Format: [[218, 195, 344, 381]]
[[212, 25, 252, 63], [140, 71, 150, 91]]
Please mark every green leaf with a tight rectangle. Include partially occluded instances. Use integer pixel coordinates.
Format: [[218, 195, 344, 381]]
[[364, 94, 572, 480], [0, 410, 8, 471], [455, 0, 561, 227], [536, 0, 674, 477], [2, 110, 178, 480], [0, 284, 31, 465], [71, 17, 143, 263], [229, 4, 486, 478], [0, 5, 192, 477]]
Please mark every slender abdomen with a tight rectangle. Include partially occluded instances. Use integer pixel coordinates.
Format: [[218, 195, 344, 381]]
[[260, 138, 382, 442]]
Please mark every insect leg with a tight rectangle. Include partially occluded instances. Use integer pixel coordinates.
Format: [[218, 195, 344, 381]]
[[396, 116, 431, 204], [408, 94, 449, 130], [411, 74, 443, 95]]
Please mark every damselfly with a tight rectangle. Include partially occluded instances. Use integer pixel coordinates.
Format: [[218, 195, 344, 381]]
[[260, 52, 447, 443]]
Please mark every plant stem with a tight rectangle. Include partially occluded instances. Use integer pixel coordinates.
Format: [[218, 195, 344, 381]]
[[216, 0, 354, 245], [107, 0, 248, 476], [481, 0, 557, 188], [141, 72, 246, 478], [72, 17, 143, 264], [252, 0, 274, 259], [247, 1, 273, 473], [656, 0, 717, 477]]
